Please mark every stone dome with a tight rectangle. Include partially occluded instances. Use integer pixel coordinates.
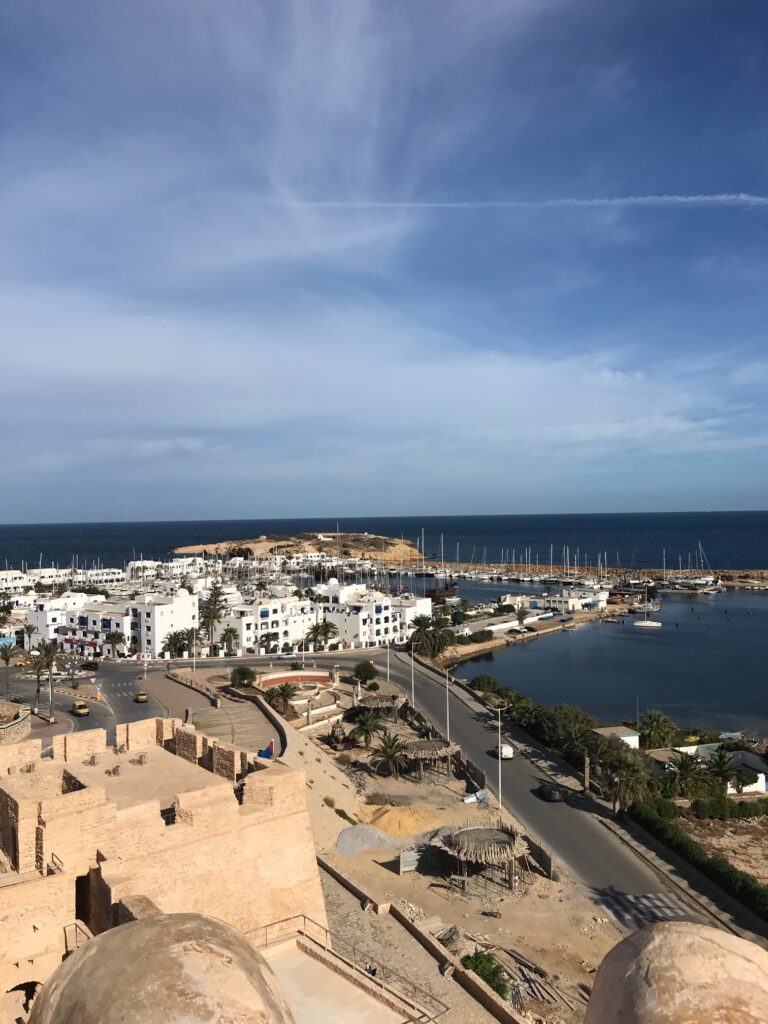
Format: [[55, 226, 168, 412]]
[[29, 913, 296, 1024], [585, 921, 768, 1023]]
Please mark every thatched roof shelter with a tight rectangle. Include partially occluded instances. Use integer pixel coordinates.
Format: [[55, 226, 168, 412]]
[[433, 825, 529, 867], [358, 694, 406, 711], [403, 738, 457, 760]]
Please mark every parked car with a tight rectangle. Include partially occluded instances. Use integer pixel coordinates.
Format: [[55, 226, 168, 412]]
[[14, 658, 30, 667], [493, 743, 515, 760], [80, 661, 99, 672], [535, 783, 563, 802], [134, 691, 149, 703], [71, 700, 90, 717]]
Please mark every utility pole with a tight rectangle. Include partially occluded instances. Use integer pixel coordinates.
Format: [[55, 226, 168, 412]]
[[410, 648, 416, 707], [445, 667, 450, 743]]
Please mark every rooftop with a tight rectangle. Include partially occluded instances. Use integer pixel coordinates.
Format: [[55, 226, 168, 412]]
[[70, 744, 230, 810], [592, 725, 640, 738]]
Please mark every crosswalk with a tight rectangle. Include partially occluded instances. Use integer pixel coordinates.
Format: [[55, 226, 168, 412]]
[[594, 891, 695, 929]]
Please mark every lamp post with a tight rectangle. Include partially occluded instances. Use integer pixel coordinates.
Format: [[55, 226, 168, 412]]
[[386, 641, 390, 683], [496, 703, 513, 814], [445, 667, 450, 744]]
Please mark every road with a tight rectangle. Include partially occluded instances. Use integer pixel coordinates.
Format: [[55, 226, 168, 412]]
[[4, 648, 700, 927]]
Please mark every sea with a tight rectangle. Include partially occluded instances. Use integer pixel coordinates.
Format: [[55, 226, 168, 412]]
[[1, 511, 767, 571], [2, 512, 767, 733]]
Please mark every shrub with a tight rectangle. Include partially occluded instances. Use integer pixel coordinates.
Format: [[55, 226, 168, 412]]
[[353, 660, 377, 685], [469, 630, 494, 644], [230, 665, 255, 687], [290, 661, 301, 671], [472, 674, 501, 696], [366, 681, 380, 692], [461, 951, 508, 998], [629, 801, 768, 920], [323, 796, 335, 808]]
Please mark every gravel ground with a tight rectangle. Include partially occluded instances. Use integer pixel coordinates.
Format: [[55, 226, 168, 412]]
[[320, 869, 497, 1024]]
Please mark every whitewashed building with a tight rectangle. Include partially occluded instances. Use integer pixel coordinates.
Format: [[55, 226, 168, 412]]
[[27, 593, 107, 647], [221, 596, 315, 653], [0, 569, 33, 594]]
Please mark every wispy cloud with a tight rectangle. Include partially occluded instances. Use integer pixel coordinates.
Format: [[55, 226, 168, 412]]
[[261, 193, 768, 211]]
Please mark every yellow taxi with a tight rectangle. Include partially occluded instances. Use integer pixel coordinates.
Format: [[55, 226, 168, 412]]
[[134, 691, 149, 703], [15, 659, 30, 667], [71, 700, 90, 717]]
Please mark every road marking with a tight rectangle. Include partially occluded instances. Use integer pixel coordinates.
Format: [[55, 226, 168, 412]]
[[595, 892, 694, 929]]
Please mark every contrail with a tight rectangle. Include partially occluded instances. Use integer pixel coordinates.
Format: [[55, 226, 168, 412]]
[[271, 192, 768, 210]]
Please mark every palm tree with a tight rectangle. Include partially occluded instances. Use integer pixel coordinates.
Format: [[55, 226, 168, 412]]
[[259, 631, 280, 652], [409, 615, 434, 653], [303, 623, 325, 650], [706, 749, 740, 793], [274, 684, 296, 716], [22, 623, 38, 652], [609, 757, 649, 813], [316, 621, 339, 650], [639, 709, 678, 750], [36, 639, 59, 721], [162, 631, 187, 657], [0, 643, 19, 700], [349, 709, 384, 749], [103, 630, 125, 658], [515, 604, 528, 627], [201, 580, 226, 651], [370, 732, 408, 778], [427, 615, 455, 657], [669, 750, 704, 798], [219, 626, 239, 656], [30, 653, 45, 713]]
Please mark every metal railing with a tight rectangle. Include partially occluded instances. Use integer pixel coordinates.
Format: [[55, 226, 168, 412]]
[[249, 914, 447, 1022]]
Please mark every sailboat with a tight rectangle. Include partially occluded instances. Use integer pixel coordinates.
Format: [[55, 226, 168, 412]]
[[634, 586, 662, 629]]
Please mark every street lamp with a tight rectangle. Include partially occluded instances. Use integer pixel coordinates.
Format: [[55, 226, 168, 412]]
[[445, 666, 450, 744], [496, 703, 514, 815]]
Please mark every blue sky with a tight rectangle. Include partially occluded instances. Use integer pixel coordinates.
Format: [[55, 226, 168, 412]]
[[2, 0, 767, 522]]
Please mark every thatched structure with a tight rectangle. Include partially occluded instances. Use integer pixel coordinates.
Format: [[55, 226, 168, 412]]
[[357, 693, 406, 719], [430, 825, 532, 892], [403, 738, 458, 780], [436, 825, 529, 867]]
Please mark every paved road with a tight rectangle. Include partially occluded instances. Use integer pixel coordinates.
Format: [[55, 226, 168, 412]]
[[242, 648, 701, 920]]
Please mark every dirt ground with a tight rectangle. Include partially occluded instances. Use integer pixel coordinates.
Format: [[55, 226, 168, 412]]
[[679, 816, 768, 886]]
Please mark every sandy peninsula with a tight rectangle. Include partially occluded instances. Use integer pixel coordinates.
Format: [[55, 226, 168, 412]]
[[174, 530, 420, 564]]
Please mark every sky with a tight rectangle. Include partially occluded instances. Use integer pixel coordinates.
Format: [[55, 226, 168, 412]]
[[2, 0, 768, 523]]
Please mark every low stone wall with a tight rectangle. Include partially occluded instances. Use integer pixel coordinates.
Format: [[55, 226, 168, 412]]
[[0, 703, 31, 746]]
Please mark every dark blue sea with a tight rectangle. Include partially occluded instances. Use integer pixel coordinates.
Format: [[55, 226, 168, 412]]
[[455, 586, 768, 735], [1, 511, 767, 570]]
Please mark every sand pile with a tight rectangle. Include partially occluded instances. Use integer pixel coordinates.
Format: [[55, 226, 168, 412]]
[[364, 804, 443, 837]]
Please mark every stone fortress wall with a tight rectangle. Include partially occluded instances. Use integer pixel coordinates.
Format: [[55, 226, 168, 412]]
[[0, 717, 326, 999]]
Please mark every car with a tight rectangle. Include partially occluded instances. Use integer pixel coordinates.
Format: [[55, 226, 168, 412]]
[[71, 700, 90, 717], [493, 743, 515, 760], [134, 691, 149, 703], [535, 783, 563, 802], [14, 659, 30, 667], [80, 661, 99, 672]]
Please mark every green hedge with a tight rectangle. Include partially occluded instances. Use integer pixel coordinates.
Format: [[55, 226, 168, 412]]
[[630, 801, 768, 919], [691, 796, 768, 821]]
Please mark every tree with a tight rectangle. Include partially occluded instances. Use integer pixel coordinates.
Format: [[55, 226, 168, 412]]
[[515, 604, 528, 627], [472, 674, 501, 698], [409, 614, 434, 653], [706, 749, 740, 793], [409, 614, 454, 658], [304, 621, 338, 651], [230, 665, 255, 688], [219, 626, 239, 656], [259, 631, 280, 652], [162, 631, 189, 658], [22, 623, 38, 651], [669, 750, 705, 798], [36, 639, 59, 721], [201, 580, 226, 651], [30, 653, 45, 713], [103, 630, 125, 658], [609, 756, 649, 813], [274, 683, 298, 713], [0, 643, 19, 700], [352, 661, 376, 686], [349, 709, 384, 749], [639, 709, 678, 750], [370, 732, 408, 778]]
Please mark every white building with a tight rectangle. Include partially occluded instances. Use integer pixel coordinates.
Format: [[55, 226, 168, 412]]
[[27, 592, 107, 647], [32, 588, 199, 658], [592, 726, 641, 750], [527, 588, 609, 613], [221, 596, 315, 653], [0, 569, 33, 595]]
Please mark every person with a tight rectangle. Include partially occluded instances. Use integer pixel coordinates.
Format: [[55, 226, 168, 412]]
[[366, 961, 378, 978]]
